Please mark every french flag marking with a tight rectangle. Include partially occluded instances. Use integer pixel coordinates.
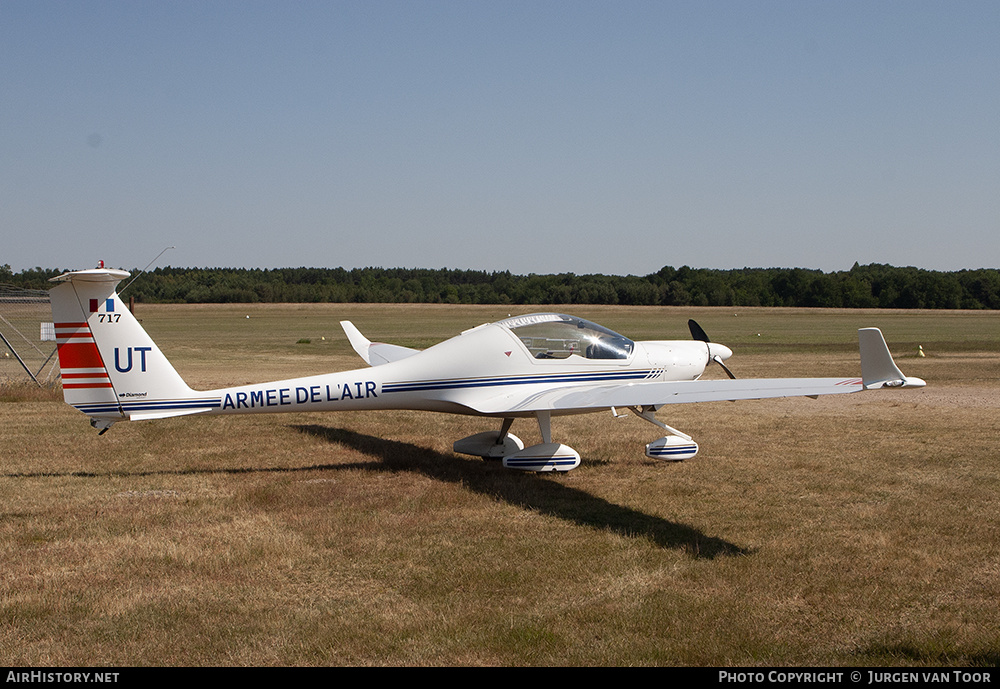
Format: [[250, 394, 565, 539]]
[[89, 298, 115, 312]]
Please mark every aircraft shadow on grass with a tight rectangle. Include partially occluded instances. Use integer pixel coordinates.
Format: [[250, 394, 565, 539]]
[[293, 423, 749, 559], [4, 424, 745, 558]]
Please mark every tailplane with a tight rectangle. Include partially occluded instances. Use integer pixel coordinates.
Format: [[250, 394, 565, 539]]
[[49, 269, 205, 432]]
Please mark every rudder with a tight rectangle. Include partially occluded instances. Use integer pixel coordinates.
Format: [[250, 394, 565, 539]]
[[49, 269, 198, 431]]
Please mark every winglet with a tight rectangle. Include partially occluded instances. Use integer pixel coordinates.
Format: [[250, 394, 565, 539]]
[[858, 328, 926, 389], [340, 321, 372, 365]]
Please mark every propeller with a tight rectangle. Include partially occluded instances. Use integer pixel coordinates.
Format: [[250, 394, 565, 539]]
[[687, 319, 737, 379], [687, 319, 709, 344]]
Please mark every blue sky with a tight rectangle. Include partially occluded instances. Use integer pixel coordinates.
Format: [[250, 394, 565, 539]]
[[2, 1, 998, 275]]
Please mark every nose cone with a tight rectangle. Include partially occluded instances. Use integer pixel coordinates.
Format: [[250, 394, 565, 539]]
[[707, 342, 733, 361]]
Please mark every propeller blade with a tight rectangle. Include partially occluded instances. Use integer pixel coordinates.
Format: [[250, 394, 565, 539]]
[[689, 319, 737, 378], [688, 319, 709, 343], [714, 355, 737, 379]]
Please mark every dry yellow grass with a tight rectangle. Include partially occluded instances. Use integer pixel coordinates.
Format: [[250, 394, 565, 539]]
[[1, 304, 998, 665]]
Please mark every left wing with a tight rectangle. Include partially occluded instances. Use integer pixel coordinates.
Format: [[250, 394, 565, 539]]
[[467, 376, 864, 415], [465, 327, 924, 415]]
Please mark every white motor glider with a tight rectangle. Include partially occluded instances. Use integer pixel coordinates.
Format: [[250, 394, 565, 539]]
[[49, 268, 925, 472]]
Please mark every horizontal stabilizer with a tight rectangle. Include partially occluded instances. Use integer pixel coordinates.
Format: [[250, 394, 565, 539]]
[[50, 268, 131, 284]]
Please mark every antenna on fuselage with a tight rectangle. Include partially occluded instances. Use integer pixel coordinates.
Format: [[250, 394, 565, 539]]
[[118, 246, 175, 297]]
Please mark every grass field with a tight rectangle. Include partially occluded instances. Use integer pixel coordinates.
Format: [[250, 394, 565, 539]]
[[1, 304, 998, 666]]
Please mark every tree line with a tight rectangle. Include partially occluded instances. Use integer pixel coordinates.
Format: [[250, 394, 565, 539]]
[[3, 263, 1000, 309]]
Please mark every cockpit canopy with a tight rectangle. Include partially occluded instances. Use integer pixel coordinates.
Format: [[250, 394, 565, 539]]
[[497, 313, 635, 360]]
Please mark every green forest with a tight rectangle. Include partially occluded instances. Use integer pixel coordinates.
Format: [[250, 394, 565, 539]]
[[4, 263, 1000, 309]]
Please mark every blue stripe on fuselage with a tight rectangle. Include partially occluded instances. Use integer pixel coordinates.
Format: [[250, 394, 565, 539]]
[[382, 369, 655, 394]]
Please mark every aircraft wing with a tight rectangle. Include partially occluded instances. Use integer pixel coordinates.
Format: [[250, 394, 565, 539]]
[[465, 327, 923, 415], [466, 377, 865, 415], [341, 321, 420, 366]]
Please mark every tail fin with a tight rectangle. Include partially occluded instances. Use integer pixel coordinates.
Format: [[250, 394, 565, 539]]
[[49, 269, 205, 431]]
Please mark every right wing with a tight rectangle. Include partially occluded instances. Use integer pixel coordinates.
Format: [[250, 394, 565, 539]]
[[340, 321, 421, 367]]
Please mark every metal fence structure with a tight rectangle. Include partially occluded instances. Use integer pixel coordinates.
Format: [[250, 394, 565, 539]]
[[0, 284, 59, 386]]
